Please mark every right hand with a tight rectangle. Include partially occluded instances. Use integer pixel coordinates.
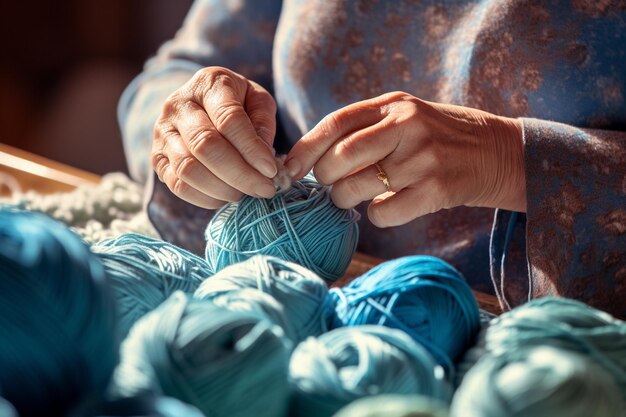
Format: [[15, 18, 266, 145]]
[[152, 66, 278, 209]]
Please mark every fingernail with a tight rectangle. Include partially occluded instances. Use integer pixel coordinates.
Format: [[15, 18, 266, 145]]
[[257, 158, 277, 178], [285, 159, 301, 178], [256, 182, 276, 199]]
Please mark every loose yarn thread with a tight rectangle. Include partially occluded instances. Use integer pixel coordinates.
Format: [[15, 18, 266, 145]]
[[0, 210, 118, 417], [204, 176, 360, 282], [450, 346, 624, 417], [111, 291, 292, 417], [330, 255, 480, 375], [92, 233, 212, 337], [332, 394, 449, 417], [195, 255, 330, 344], [289, 325, 450, 417]]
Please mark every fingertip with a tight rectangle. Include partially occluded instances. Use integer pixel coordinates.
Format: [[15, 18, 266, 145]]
[[284, 158, 301, 179], [255, 180, 277, 199], [256, 157, 278, 178]]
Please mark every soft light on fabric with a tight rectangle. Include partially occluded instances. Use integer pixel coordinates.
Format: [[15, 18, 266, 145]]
[[195, 255, 330, 344], [330, 255, 480, 374], [332, 394, 449, 417], [450, 346, 623, 417], [0, 210, 118, 417], [289, 325, 450, 417], [92, 233, 212, 338], [204, 176, 360, 282], [111, 291, 292, 417]]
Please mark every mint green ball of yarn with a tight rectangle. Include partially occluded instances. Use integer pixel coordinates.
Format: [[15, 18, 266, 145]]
[[450, 346, 624, 417], [111, 292, 292, 417], [289, 325, 450, 417], [332, 395, 449, 417], [195, 255, 330, 344], [204, 176, 360, 282]]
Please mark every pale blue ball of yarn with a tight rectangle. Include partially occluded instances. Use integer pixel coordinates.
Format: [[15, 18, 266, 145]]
[[480, 297, 626, 401], [289, 325, 450, 417], [0, 397, 16, 417], [195, 255, 330, 343], [0, 210, 118, 417], [92, 233, 212, 338], [112, 291, 292, 417], [332, 395, 449, 417], [450, 346, 624, 417], [330, 255, 480, 375], [204, 176, 360, 282]]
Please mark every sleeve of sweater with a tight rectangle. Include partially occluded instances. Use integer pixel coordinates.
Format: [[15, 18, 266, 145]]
[[118, 0, 283, 183], [490, 119, 626, 319]]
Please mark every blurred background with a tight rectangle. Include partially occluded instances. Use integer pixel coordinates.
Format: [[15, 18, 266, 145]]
[[0, 0, 193, 175]]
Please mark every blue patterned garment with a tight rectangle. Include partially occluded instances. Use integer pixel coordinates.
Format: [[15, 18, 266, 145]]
[[118, 0, 626, 318]]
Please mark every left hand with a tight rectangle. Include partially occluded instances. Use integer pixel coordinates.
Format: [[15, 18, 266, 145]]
[[285, 92, 525, 228]]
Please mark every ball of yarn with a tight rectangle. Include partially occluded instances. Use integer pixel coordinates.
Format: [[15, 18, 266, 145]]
[[482, 297, 626, 399], [195, 255, 330, 343], [332, 395, 449, 417], [112, 291, 292, 417], [0, 210, 118, 417], [72, 393, 204, 417], [330, 255, 480, 374], [289, 325, 450, 417], [450, 346, 623, 417], [92, 233, 212, 338], [0, 397, 17, 417], [204, 176, 360, 282]]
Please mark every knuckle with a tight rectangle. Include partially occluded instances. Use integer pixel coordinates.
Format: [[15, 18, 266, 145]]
[[174, 156, 198, 180], [342, 176, 363, 200], [336, 134, 363, 162], [368, 205, 389, 227], [320, 113, 342, 137], [312, 166, 332, 185], [170, 178, 190, 197], [151, 151, 168, 173], [212, 104, 245, 130], [187, 129, 218, 157]]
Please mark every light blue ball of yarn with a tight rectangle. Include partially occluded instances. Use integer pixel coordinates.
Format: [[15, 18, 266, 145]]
[[330, 255, 480, 374], [289, 325, 450, 417], [0, 397, 17, 417], [194, 255, 330, 343], [482, 297, 626, 400], [332, 395, 449, 417], [92, 233, 212, 338], [450, 346, 624, 417], [112, 291, 292, 417], [204, 176, 360, 282], [0, 210, 118, 417]]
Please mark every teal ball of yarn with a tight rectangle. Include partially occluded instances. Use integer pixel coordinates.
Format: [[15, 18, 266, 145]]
[[112, 291, 292, 417], [195, 255, 330, 343], [73, 394, 204, 417], [332, 395, 449, 417], [0, 210, 117, 417], [92, 233, 212, 338], [330, 255, 480, 374], [0, 397, 17, 417], [289, 325, 450, 417], [450, 346, 623, 417], [482, 297, 626, 399], [204, 176, 360, 282]]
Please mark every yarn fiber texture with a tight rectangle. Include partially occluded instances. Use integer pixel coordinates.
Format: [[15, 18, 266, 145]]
[[330, 255, 480, 374], [0, 210, 118, 417], [204, 176, 360, 282], [195, 255, 330, 344], [112, 291, 292, 417], [450, 346, 624, 417], [481, 297, 626, 399], [92, 233, 212, 338], [332, 394, 449, 417], [289, 325, 450, 417]]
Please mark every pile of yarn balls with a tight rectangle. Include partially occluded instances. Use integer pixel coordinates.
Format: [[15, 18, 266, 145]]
[[2, 171, 626, 417]]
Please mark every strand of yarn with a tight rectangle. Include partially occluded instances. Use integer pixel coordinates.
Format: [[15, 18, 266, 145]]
[[332, 395, 449, 417], [450, 346, 624, 417], [111, 292, 292, 417], [482, 297, 626, 399], [91, 233, 213, 338], [1, 173, 157, 243], [330, 255, 480, 375], [289, 325, 450, 417], [0, 210, 118, 417], [204, 175, 360, 282], [195, 255, 330, 344]]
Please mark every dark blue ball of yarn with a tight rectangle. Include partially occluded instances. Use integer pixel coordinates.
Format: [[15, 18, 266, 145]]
[[0, 210, 118, 417], [329, 255, 480, 374]]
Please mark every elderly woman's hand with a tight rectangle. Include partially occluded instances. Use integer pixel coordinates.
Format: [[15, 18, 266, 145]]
[[285, 92, 526, 227], [152, 66, 278, 208]]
